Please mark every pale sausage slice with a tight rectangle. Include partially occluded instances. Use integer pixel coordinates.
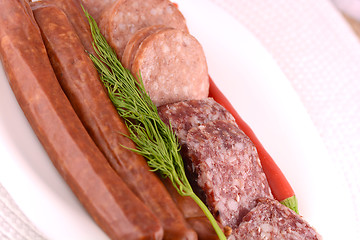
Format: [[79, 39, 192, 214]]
[[131, 28, 209, 106], [98, 0, 188, 57], [122, 25, 169, 69], [81, 0, 117, 22]]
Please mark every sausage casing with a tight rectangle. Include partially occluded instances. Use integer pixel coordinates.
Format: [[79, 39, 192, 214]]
[[0, 1, 163, 239], [30, 0, 96, 55], [31, 3, 196, 239]]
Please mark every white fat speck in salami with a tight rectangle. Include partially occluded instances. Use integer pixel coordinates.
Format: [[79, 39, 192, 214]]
[[229, 198, 322, 240], [98, 0, 188, 57], [186, 120, 273, 229], [131, 28, 209, 106]]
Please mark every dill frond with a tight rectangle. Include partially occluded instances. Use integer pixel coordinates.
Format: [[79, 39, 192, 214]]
[[83, 8, 226, 239]]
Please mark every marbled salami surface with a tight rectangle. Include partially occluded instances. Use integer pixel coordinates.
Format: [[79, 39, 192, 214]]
[[158, 98, 235, 145], [186, 120, 273, 228], [229, 198, 322, 240]]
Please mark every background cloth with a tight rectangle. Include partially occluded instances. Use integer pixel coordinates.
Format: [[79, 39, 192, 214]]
[[1, 0, 359, 238]]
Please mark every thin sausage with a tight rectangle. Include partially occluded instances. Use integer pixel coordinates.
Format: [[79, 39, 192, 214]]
[[0, 1, 162, 239], [187, 217, 224, 240], [31, 3, 197, 239], [162, 178, 224, 240], [30, 0, 96, 55]]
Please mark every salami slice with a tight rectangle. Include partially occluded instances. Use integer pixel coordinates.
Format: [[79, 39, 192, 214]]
[[229, 198, 322, 240], [158, 98, 235, 145], [98, 0, 188, 57], [186, 120, 273, 229], [81, 0, 117, 22], [122, 25, 168, 69], [131, 28, 209, 106]]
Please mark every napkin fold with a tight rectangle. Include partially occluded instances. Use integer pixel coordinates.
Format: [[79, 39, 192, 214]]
[[0, 184, 45, 240]]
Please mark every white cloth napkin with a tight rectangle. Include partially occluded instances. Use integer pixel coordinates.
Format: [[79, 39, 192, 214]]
[[1, 0, 360, 238], [0, 184, 45, 239]]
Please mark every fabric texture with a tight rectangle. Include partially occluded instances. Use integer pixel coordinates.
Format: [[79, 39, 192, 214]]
[[0, 184, 45, 239]]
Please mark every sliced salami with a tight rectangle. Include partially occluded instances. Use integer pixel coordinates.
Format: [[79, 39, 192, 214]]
[[158, 98, 235, 145], [98, 0, 188, 57], [229, 198, 322, 240], [186, 120, 273, 229], [131, 28, 209, 106], [122, 25, 168, 69], [81, 0, 117, 22]]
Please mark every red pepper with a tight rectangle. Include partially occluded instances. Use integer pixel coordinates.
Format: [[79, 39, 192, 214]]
[[208, 77, 299, 213]]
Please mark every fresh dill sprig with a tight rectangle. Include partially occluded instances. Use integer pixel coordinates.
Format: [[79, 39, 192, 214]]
[[83, 8, 226, 240]]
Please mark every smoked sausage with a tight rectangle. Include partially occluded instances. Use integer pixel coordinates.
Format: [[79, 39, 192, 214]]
[[162, 178, 223, 240], [31, 3, 197, 239], [30, 0, 96, 55], [0, 1, 163, 239]]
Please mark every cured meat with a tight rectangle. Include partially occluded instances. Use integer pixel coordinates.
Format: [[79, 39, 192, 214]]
[[98, 0, 188, 57], [161, 178, 225, 240], [131, 28, 209, 106], [31, 0, 96, 55], [161, 178, 204, 219], [158, 98, 271, 230], [122, 25, 169, 69], [186, 120, 273, 229], [229, 198, 322, 240], [187, 217, 223, 240], [0, 1, 163, 239], [31, 3, 196, 240], [158, 98, 235, 145], [81, 0, 117, 22]]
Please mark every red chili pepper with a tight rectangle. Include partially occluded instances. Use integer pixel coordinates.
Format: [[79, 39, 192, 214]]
[[208, 77, 299, 213]]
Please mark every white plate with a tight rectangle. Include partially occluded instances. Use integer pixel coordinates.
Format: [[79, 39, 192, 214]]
[[0, 0, 357, 239]]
